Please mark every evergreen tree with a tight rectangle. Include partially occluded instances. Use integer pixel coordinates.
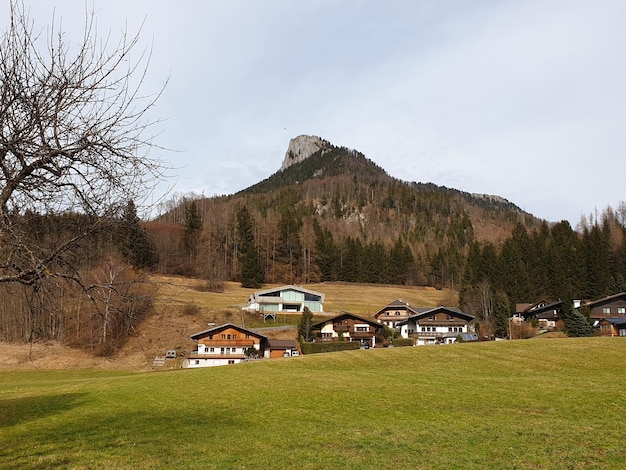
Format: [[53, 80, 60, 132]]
[[184, 201, 202, 260], [298, 307, 314, 342], [276, 203, 302, 280], [237, 205, 264, 288], [563, 306, 593, 337], [583, 224, 611, 299], [313, 219, 339, 281], [119, 200, 157, 269], [492, 290, 511, 338]]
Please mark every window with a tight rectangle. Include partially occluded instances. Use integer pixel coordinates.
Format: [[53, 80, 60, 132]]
[[195, 360, 199, 365], [220, 348, 225, 354], [448, 327, 453, 332], [231, 348, 236, 353], [228, 360, 235, 364], [221, 334, 226, 339], [603, 307, 611, 314], [210, 347, 215, 353], [428, 316, 435, 320], [355, 326, 369, 332], [233, 334, 237, 339], [395, 311, 401, 316], [245, 334, 250, 339], [421, 327, 426, 332], [447, 315, 453, 321], [618, 307, 625, 314], [209, 335, 213, 340], [227, 334, 231, 340]]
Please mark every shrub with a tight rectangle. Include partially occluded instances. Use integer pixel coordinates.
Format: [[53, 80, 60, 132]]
[[182, 304, 200, 316]]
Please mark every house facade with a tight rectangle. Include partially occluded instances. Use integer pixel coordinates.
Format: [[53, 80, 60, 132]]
[[245, 285, 325, 313], [582, 292, 626, 320], [265, 339, 299, 358], [374, 299, 418, 328], [597, 317, 626, 337], [518, 300, 564, 329], [185, 323, 267, 368], [312, 312, 382, 347], [397, 306, 474, 345]]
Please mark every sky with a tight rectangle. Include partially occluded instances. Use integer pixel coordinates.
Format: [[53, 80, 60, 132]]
[[19, 0, 626, 225]]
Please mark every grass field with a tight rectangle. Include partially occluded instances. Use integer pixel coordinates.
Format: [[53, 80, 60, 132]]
[[1, 337, 625, 469]]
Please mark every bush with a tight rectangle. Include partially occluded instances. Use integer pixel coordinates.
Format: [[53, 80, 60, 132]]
[[182, 304, 200, 316], [391, 338, 413, 347]]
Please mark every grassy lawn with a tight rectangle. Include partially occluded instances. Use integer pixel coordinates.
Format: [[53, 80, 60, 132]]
[[1, 338, 625, 469]]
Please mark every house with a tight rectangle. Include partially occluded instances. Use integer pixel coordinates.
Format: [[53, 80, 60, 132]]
[[185, 323, 267, 368], [396, 306, 474, 345], [597, 317, 626, 337], [374, 298, 418, 328], [265, 339, 299, 358], [245, 285, 325, 314], [582, 292, 626, 320], [517, 300, 564, 330], [311, 312, 383, 347]]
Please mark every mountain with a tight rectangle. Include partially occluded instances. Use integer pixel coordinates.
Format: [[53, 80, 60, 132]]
[[153, 135, 543, 287]]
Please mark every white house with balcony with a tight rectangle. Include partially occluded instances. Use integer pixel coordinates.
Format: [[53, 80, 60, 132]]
[[396, 306, 474, 345], [245, 285, 325, 314], [184, 323, 267, 368]]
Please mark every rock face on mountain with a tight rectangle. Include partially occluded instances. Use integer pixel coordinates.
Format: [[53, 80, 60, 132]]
[[280, 135, 332, 171]]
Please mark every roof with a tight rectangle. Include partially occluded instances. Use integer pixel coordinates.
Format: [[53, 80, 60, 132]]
[[517, 300, 552, 314], [267, 339, 297, 349], [460, 333, 478, 341], [396, 306, 475, 326], [253, 285, 325, 302], [311, 311, 381, 329], [583, 292, 626, 308], [373, 298, 420, 317], [522, 300, 563, 318], [190, 323, 268, 341], [600, 317, 626, 326]]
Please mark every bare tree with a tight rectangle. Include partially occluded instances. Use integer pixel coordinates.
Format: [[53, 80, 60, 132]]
[[0, 2, 167, 290]]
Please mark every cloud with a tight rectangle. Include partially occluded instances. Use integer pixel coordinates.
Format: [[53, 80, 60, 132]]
[[16, 0, 626, 224]]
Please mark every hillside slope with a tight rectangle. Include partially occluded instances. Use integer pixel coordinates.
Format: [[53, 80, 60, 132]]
[[0, 276, 452, 370]]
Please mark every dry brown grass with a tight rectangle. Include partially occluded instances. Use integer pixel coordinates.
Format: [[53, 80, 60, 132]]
[[152, 274, 453, 315]]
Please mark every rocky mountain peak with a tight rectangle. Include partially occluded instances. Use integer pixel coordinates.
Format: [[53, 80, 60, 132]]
[[280, 135, 332, 171]]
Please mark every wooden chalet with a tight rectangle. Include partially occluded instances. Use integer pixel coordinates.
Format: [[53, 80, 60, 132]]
[[185, 323, 267, 368], [582, 292, 626, 320], [517, 300, 564, 330], [312, 312, 383, 347], [374, 299, 418, 328]]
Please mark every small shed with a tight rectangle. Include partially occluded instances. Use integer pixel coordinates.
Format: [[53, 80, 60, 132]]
[[265, 339, 298, 358]]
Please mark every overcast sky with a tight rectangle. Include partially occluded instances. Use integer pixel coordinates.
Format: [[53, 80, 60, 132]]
[[21, 1, 626, 225]]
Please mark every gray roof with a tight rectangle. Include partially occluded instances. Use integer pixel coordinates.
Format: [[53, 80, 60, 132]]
[[396, 306, 474, 326]]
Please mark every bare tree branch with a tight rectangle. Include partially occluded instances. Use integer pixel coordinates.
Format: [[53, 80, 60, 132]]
[[0, 1, 168, 289]]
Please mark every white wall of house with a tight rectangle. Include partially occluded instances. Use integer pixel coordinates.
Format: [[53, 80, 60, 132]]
[[186, 357, 243, 368]]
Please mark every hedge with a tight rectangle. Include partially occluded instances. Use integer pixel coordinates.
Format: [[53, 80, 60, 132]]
[[300, 340, 361, 355], [391, 338, 414, 347]]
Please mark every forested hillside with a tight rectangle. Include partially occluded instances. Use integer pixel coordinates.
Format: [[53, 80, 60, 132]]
[[153, 143, 540, 288]]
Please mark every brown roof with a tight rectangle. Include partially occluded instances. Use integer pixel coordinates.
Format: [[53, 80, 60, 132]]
[[267, 339, 297, 349]]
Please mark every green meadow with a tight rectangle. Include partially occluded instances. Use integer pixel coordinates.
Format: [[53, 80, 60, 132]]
[[1, 338, 625, 469]]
